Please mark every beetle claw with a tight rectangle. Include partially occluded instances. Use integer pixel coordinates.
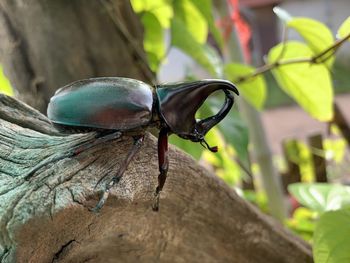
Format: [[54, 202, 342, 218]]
[[152, 192, 160, 212], [90, 189, 110, 213], [91, 176, 121, 212], [90, 136, 144, 212], [200, 139, 218, 152]]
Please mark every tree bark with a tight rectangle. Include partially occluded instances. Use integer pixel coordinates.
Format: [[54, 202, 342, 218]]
[[0, 95, 313, 262], [0, 0, 154, 112]]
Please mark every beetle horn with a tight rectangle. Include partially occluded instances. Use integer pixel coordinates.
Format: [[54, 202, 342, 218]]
[[156, 79, 238, 142]]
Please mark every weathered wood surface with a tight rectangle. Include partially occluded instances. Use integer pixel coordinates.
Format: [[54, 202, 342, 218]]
[[0, 95, 313, 262]]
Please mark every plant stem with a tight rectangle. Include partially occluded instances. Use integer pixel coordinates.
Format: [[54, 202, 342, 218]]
[[235, 32, 350, 84], [238, 99, 287, 221]]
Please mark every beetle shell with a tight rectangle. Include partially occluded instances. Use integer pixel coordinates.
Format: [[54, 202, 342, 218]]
[[47, 78, 154, 130]]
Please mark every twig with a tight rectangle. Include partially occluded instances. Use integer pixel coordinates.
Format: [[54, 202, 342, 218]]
[[234, 32, 350, 84]]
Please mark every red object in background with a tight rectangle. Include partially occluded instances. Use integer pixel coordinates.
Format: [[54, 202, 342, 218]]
[[228, 0, 252, 63], [217, 0, 252, 63]]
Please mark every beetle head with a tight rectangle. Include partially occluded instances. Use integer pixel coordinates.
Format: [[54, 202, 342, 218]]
[[156, 79, 238, 151]]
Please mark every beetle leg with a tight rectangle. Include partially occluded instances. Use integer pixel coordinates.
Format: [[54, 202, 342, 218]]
[[91, 135, 144, 213], [152, 128, 169, 211], [71, 131, 122, 155]]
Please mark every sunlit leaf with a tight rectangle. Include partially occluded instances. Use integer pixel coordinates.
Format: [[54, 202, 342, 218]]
[[287, 18, 334, 67], [130, 0, 152, 12], [130, 0, 173, 28], [288, 183, 350, 213], [141, 13, 165, 71], [313, 209, 350, 263], [169, 135, 203, 160], [215, 151, 241, 186], [0, 65, 13, 96], [173, 0, 208, 44], [171, 17, 222, 77], [286, 207, 316, 241], [203, 128, 242, 186], [324, 138, 347, 164], [284, 140, 314, 182], [268, 41, 333, 121], [190, 0, 223, 48], [224, 63, 266, 109], [337, 16, 350, 40]]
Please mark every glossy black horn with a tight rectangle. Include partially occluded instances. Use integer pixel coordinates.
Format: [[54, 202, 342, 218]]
[[195, 89, 234, 138], [155, 79, 238, 141]]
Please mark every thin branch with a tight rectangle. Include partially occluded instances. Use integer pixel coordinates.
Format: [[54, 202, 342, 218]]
[[312, 32, 350, 62], [234, 32, 350, 84]]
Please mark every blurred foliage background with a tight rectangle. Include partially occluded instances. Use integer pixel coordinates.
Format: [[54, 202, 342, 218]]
[[129, 1, 350, 262], [1, 1, 350, 262]]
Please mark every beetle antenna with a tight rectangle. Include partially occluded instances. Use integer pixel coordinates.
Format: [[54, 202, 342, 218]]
[[200, 139, 218, 153]]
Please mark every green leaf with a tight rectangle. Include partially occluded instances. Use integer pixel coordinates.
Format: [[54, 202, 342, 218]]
[[287, 18, 334, 67], [337, 16, 350, 40], [286, 207, 316, 241], [131, 0, 173, 70], [169, 135, 203, 160], [207, 97, 249, 164], [218, 110, 249, 165], [288, 183, 350, 213], [202, 128, 242, 186], [313, 209, 350, 263], [190, 0, 223, 48], [268, 41, 333, 121], [224, 63, 266, 109], [171, 17, 222, 77], [141, 12, 165, 71], [324, 137, 347, 164], [283, 140, 314, 182], [0, 65, 13, 96], [130, 0, 173, 28], [173, 0, 208, 44]]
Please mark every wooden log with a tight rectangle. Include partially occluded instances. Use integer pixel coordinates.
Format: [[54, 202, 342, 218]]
[[0, 95, 313, 262]]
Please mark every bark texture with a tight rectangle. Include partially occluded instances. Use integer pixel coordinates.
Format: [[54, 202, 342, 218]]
[[0, 95, 314, 262], [0, 0, 153, 112]]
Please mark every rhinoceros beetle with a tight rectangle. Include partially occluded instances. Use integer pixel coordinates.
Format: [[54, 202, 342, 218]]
[[46, 77, 238, 211]]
